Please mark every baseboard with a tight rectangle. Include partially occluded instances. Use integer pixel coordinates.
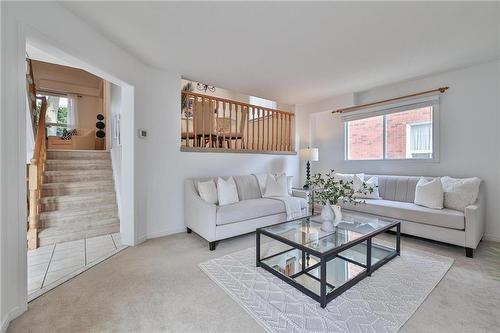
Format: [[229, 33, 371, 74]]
[[484, 233, 500, 243], [1, 306, 26, 333], [146, 226, 187, 240]]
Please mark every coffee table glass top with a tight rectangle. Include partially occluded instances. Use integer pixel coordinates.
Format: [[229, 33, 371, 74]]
[[260, 212, 396, 254]]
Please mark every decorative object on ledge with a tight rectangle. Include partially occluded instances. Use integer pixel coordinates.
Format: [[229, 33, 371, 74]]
[[299, 147, 319, 189], [181, 82, 194, 117], [196, 82, 216, 93], [333, 86, 449, 114], [181, 91, 295, 153]]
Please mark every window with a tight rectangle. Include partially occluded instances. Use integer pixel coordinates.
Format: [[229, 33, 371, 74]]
[[249, 96, 277, 119], [344, 96, 438, 161], [37, 93, 78, 136]]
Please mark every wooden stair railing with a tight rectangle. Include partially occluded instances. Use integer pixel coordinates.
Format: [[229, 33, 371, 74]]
[[28, 97, 47, 250], [181, 91, 295, 153]]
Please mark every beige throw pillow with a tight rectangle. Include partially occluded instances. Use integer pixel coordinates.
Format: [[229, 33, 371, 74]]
[[197, 180, 218, 205], [440, 176, 481, 211]]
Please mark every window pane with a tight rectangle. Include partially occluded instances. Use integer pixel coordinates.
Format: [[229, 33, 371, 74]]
[[347, 116, 383, 160], [38, 94, 70, 136], [385, 107, 433, 159]]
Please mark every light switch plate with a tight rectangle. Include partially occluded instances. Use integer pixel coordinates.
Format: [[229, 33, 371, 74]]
[[138, 129, 148, 138]]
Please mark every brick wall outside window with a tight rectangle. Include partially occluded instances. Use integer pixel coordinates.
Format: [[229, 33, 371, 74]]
[[347, 107, 432, 160]]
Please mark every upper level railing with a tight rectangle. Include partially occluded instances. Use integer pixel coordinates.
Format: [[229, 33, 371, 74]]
[[181, 91, 295, 154]]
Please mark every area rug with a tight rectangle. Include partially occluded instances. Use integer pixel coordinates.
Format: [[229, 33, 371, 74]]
[[199, 246, 453, 333]]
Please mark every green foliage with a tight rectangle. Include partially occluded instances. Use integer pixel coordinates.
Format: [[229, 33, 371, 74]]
[[308, 169, 373, 206]]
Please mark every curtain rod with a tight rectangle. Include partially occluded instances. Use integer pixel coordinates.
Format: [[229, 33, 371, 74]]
[[332, 86, 449, 114]]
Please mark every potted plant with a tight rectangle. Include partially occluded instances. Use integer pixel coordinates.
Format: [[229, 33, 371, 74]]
[[308, 170, 373, 231]]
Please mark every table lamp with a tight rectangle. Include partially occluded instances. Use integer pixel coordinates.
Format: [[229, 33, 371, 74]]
[[299, 148, 319, 189]]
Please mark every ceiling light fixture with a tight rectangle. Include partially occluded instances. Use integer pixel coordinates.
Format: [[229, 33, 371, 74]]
[[196, 82, 216, 93]]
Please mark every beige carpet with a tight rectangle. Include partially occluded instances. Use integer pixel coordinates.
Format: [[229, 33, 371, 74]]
[[7, 232, 500, 333]]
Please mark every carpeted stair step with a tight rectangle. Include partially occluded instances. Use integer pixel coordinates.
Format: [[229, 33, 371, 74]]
[[45, 159, 112, 171], [47, 150, 111, 160], [41, 207, 118, 228], [40, 203, 118, 222], [38, 221, 120, 247], [42, 180, 115, 196], [41, 193, 117, 212], [44, 169, 113, 183]]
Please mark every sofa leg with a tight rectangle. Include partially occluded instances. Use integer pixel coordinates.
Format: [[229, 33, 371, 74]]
[[209, 241, 217, 251], [186, 227, 192, 234], [465, 247, 474, 258]]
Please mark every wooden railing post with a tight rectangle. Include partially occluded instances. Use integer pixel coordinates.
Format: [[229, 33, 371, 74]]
[[28, 161, 39, 250]]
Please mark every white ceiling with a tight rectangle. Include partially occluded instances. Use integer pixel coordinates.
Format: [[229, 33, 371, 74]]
[[63, 1, 500, 105]]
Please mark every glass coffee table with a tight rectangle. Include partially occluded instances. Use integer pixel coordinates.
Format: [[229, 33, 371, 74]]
[[256, 212, 401, 308]]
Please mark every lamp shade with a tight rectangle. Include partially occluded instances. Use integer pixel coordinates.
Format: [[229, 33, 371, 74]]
[[299, 148, 319, 161]]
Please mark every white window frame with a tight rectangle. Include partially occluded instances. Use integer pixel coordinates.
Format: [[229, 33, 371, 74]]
[[405, 121, 433, 159], [343, 95, 440, 162], [248, 96, 277, 120]]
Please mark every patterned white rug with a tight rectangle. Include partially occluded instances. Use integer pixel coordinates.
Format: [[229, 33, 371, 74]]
[[199, 246, 453, 333]]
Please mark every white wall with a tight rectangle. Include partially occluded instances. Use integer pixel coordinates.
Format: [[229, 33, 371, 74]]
[[297, 60, 500, 241], [0, 2, 299, 330], [110, 83, 122, 220]]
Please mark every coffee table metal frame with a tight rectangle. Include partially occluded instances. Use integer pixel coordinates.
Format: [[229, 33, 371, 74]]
[[256, 216, 401, 308]]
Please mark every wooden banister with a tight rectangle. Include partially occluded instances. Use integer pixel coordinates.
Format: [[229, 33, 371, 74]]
[[181, 91, 295, 154], [28, 97, 47, 250]]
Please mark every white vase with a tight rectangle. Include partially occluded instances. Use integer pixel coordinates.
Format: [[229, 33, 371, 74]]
[[332, 204, 342, 226], [320, 203, 335, 232], [320, 203, 334, 221]]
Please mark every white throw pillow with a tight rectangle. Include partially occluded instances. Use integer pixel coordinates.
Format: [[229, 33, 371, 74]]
[[197, 180, 218, 205], [275, 173, 293, 195], [440, 176, 481, 211], [353, 174, 380, 199], [414, 178, 443, 209], [216, 177, 239, 206], [334, 173, 361, 183], [263, 173, 289, 197]]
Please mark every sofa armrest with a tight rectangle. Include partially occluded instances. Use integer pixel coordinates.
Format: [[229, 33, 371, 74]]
[[465, 190, 485, 249], [184, 179, 217, 242]]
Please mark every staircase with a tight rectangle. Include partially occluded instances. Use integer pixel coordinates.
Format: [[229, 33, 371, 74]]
[[37, 150, 120, 247]]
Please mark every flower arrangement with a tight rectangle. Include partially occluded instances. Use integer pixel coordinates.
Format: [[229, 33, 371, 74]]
[[308, 170, 374, 230], [308, 169, 373, 206]]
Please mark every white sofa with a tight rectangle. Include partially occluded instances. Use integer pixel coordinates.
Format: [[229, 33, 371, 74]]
[[339, 174, 485, 258], [185, 175, 308, 250]]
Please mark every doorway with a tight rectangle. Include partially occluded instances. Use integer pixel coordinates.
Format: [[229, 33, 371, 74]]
[[24, 39, 135, 300]]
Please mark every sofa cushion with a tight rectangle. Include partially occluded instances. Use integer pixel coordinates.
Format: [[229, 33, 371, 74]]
[[216, 198, 307, 226], [341, 199, 465, 230], [233, 175, 262, 201], [367, 175, 428, 203]]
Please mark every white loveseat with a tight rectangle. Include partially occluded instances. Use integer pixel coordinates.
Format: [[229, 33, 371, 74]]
[[339, 174, 485, 258], [185, 175, 308, 250]]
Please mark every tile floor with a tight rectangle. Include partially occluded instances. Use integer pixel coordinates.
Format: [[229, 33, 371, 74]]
[[28, 232, 126, 299]]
